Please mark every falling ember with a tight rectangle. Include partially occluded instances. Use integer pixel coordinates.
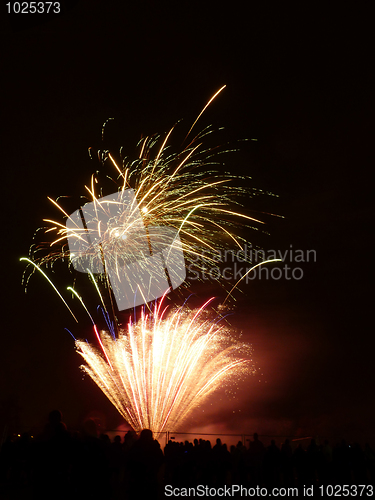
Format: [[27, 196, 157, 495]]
[[77, 298, 254, 437]]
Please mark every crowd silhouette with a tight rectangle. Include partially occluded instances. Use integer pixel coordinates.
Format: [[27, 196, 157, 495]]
[[1, 411, 374, 498]]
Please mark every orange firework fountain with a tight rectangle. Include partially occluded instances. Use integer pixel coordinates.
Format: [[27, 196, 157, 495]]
[[76, 297, 253, 438]]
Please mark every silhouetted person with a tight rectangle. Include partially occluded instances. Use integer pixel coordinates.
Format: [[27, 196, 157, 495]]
[[164, 439, 179, 484], [280, 439, 293, 485], [293, 443, 308, 486], [364, 443, 375, 483], [70, 418, 110, 500], [333, 440, 351, 484], [0, 435, 15, 489], [212, 438, 231, 486], [108, 435, 124, 488], [321, 440, 333, 484], [123, 430, 137, 453], [213, 437, 222, 452], [351, 442, 367, 483], [263, 440, 281, 487], [248, 433, 265, 485], [32, 410, 71, 500], [127, 429, 163, 499]]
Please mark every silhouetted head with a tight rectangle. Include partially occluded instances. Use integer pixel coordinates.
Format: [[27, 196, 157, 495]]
[[124, 430, 136, 443], [100, 433, 110, 443], [253, 433, 259, 441], [48, 410, 62, 425], [82, 418, 98, 438], [139, 428, 153, 441]]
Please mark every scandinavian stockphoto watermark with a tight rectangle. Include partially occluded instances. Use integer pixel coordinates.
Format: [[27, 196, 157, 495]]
[[65, 189, 186, 311], [165, 484, 302, 497], [188, 244, 316, 282]]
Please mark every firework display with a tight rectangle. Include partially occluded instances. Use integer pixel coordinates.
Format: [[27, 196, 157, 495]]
[[30, 91, 274, 289], [23, 88, 269, 436], [77, 297, 253, 437]]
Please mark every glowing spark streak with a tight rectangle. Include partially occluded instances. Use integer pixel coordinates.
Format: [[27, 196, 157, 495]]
[[42, 220, 66, 229], [65, 328, 76, 341], [161, 218, 203, 229], [47, 197, 71, 220], [174, 229, 218, 253], [87, 270, 107, 311], [20, 258, 78, 323], [84, 184, 96, 201], [135, 176, 166, 210], [222, 259, 283, 305], [139, 147, 202, 214], [121, 168, 130, 191], [154, 125, 175, 167], [139, 136, 148, 159], [188, 297, 215, 326], [209, 220, 243, 250], [108, 153, 125, 179], [176, 203, 205, 237], [91, 174, 97, 199], [49, 235, 70, 246], [163, 144, 202, 184], [217, 209, 265, 224], [67, 286, 113, 370], [93, 324, 113, 370], [171, 194, 223, 210], [185, 85, 226, 140], [171, 178, 228, 205], [45, 201, 89, 245], [42, 219, 86, 241], [194, 359, 245, 399], [126, 319, 144, 425], [163, 204, 205, 262], [101, 117, 114, 140]]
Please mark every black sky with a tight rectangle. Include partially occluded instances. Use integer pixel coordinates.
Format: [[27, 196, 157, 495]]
[[1, 2, 373, 443]]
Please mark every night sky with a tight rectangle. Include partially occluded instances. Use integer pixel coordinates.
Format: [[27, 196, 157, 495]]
[[1, 3, 373, 444]]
